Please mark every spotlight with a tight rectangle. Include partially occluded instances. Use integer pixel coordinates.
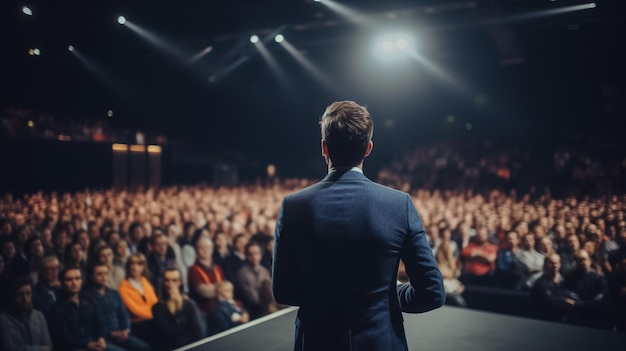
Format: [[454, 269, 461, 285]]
[[381, 40, 394, 52], [395, 38, 408, 50], [22, 6, 33, 16], [29, 48, 41, 56], [68, 45, 74, 52], [107, 110, 114, 118], [275, 34, 284, 43], [250, 35, 259, 43], [118, 16, 126, 25]]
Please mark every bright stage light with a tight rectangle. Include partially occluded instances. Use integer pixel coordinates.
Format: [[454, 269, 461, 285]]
[[250, 35, 259, 43], [374, 33, 414, 59], [381, 40, 394, 52], [396, 38, 409, 50], [68, 45, 74, 52], [118, 16, 126, 25], [28, 48, 41, 56], [22, 6, 32, 16], [275, 34, 284, 43]]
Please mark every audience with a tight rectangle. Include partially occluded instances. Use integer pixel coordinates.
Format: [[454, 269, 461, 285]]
[[236, 242, 271, 319], [117, 253, 158, 342], [211, 280, 249, 333], [48, 267, 106, 351], [0, 278, 52, 351], [151, 268, 204, 351], [1, 169, 625, 346], [82, 263, 150, 351]]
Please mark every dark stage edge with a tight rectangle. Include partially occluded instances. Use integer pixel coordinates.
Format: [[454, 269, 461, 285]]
[[179, 306, 626, 351]]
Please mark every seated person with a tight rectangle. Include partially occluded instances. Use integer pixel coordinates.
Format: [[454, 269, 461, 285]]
[[152, 268, 205, 351], [530, 253, 576, 322], [461, 227, 497, 286], [118, 253, 158, 343], [210, 280, 249, 334], [48, 267, 107, 351], [32, 256, 61, 317], [82, 263, 150, 351], [0, 278, 52, 351]]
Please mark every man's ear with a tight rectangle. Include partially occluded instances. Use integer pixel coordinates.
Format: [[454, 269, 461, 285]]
[[321, 139, 329, 157], [364, 140, 373, 157]]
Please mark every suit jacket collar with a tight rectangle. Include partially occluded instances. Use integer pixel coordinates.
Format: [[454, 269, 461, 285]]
[[323, 168, 369, 182]]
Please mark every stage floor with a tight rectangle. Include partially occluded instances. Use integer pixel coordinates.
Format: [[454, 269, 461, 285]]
[[180, 306, 626, 351]]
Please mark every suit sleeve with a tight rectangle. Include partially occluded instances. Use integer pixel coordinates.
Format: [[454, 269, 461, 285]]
[[272, 199, 303, 306], [397, 194, 445, 313]]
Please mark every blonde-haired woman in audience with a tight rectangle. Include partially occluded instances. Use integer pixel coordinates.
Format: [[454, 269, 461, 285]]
[[118, 252, 158, 343], [436, 239, 466, 306]]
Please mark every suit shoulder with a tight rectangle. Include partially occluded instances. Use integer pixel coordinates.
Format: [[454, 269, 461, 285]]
[[368, 181, 411, 199], [282, 182, 325, 201]]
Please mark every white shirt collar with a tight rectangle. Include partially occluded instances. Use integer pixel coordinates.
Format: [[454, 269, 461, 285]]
[[329, 166, 363, 175]]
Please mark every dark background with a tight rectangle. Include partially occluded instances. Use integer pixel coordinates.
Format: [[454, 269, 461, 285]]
[[1, 0, 624, 192]]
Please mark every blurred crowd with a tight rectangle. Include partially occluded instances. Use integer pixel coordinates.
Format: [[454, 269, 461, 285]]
[[0, 108, 167, 145], [0, 181, 311, 350], [378, 139, 626, 197], [1, 175, 626, 350]]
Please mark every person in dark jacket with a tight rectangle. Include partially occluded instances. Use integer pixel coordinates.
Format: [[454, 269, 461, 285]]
[[48, 267, 108, 351], [151, 267, 205, 351], [0, 277, 52, 351]]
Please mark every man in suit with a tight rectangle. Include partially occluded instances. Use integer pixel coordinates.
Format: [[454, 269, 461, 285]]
[[272, 100, 445, 351]]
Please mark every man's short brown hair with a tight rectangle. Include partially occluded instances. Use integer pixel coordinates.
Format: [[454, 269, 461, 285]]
[[320, 101, 374, 168]]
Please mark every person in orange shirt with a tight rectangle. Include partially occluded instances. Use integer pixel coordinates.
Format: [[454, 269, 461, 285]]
[[118, 252, 158, 345]]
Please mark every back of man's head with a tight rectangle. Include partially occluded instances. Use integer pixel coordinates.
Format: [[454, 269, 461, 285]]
[[320, 101, 373, 168]]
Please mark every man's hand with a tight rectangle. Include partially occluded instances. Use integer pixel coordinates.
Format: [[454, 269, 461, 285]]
[[87, 338, 107, 351], [240, 312, 250, 323], [111, 329, 130, 342]]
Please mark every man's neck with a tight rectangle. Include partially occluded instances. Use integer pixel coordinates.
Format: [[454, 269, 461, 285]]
[[328, 163, 363, 174], [96, 285, 106, 295]]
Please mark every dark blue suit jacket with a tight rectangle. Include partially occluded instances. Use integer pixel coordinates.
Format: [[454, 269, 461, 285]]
[[272, 169, 445, 351]]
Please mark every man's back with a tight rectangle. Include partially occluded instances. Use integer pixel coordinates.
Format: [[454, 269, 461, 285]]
[[273, 169, 444, 351]]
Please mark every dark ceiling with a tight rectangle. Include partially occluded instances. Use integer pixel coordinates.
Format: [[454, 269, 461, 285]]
[[1, 0, 624, 166]]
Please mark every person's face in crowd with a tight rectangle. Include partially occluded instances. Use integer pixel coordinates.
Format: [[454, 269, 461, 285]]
[[1, 222, 11, 236], [163, 270, 181, 295], [107, 232, 120, 246], [566, 235, 580, 252], [196, 238, 214, 261], [583, 241, 597, 257], [88, 224, 100, 240], [99, 247, 114, 267], [2, 241, 16, 261], [246, 245, 262, 267], [62, 268, 82, 295], [153, 235, 168, 258], [53, 231, 70, 252], [538, 237, 554, 255], [93, 265, 109, 288], [41, 258, 60, 285], [70, 243, 83, 262], [129, 258, 145, 279], [15, 284, 33, 313], [214, 232, 228, 249], [132, 226, 145, 243], [217, 282, 234, 300], [78, 232, 91, 251], [521, 234, 535, 251], [575, 250, 592, 272], [29, 238, 45, 257], [40, 228, 52, 245], [476, 227, 489, 243], [544, 254, 561, 277], [533, 225, 546, 239], [16, 227, 29, 246], [505, 232, 519, 249], [115, 240, 128, 258], [234, 235, 249, 253]]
